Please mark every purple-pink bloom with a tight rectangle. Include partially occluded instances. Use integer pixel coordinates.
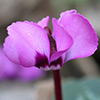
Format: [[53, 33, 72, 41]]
[[3, 9, 98, 71], [0, 46, 45, 81]]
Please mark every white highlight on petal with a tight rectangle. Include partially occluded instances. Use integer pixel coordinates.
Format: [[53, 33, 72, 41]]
[[28, 33, 31, 36], [40, 64, 61, 71], [50, 64, 61, 70], [40, 66, 51, 71]]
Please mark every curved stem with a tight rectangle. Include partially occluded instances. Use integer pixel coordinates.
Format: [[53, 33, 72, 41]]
[[53, 70, 62, 100]]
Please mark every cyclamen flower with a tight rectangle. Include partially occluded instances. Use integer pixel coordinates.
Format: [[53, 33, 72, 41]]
[[3, 9, 98, 71], [0, 46, 45, 81]]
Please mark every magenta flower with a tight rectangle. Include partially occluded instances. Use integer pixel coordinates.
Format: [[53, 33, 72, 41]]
[[3, 9, 98, 71], [0, 46, 45, 81]]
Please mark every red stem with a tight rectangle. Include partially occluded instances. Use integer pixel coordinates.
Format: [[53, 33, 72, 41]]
[[53, 70, 62, 100]]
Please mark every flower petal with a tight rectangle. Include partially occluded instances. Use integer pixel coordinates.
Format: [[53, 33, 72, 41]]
[[50, 18, 73, 62], [58, 9, 98, 62], [37, 16, 49, 28], [0, 46, 19, 79], [4, 21, 50, 67], [3, 36, 20, 64], [17, 66, 45, 81]]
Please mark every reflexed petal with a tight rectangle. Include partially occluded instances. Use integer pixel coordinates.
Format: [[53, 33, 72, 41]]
[[4, 21, 50, 67], [50, 18, 73, 62], [50, 51, 65, 63], [58, 9, 98, 62], [37, 16, 49, 28]]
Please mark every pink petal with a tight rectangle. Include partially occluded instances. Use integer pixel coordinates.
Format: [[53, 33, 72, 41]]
[[50, 18, 73, 62], [58, 9, 98, 62], [3, 36, 20, 64], [50, 51, 66, 63], [17, 66, 45, 81], [37, 16, 49, 28], [0, 46, 19, 79], [4, 21, 50, 67]]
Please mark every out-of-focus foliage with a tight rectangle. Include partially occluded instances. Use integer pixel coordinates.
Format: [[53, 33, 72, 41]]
[[52, 78, 100, 100], [50, 0, 90, 13]]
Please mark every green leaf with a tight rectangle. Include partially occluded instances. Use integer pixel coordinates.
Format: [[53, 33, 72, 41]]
[[80, 78, 100, 100], [62, 79, 88, 100], [52, 77, 100, 100]]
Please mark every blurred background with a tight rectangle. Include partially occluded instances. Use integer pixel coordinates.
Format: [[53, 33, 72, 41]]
[[0, 0, 100, 100]]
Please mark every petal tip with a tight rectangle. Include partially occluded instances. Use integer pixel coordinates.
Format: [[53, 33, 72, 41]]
[[52, 17, 56, 21], [60, 9, 77, 17], [37, 16, 50, 28], [45, 16, 49, 19]]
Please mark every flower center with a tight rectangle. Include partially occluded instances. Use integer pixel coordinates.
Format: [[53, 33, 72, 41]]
[[44, 27, 57, 56], [35, 27, 62, 71]]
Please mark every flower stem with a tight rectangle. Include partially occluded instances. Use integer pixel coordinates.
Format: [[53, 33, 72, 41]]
[[53, 70, 62, 100]]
